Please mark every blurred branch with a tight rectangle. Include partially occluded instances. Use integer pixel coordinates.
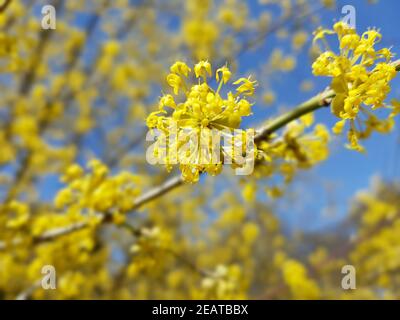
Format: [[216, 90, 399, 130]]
[[0, 176, 184, 250], [396, 60, 400, 71], [254, 88, 334, 143], [18, 0, 63, 95], [2, 0, 34, 31], [0, 88, 338, 249], [0, 0, 12, 13], [15, 280, 41, 300], [237, 3, 324, 57], [120, 223, 214, 278]]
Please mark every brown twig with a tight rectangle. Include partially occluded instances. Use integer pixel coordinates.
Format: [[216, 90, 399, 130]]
[[0, 0, 12, 13]]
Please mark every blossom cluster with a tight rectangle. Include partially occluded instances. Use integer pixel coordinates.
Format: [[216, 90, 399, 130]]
[[146, 60, 257, 183], [55, 160, 141, 222], [312, 22, 399, 151]]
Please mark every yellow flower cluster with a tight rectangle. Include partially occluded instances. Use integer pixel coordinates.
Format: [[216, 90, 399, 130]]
[[201, 264, 244, 299], [182, 0, 219, 60], [181, 0, 249, 60], [55, 160, 141, 220], [312, 22, 399, 151], [0, 33, 19, 72], [146, 60, 257, 183], [0, 200, 29, 230], [255, 114, 330, 197], [282, 259, 320, 299], [349, 181, 400, 294]]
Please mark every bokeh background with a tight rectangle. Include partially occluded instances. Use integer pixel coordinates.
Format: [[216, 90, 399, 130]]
[[1, 0, 400, 299]]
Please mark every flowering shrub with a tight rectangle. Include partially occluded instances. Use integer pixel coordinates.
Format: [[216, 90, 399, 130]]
[[1, 0, 400, 300]]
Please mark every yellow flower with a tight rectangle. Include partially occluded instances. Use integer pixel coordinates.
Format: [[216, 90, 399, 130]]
[[262, 91, 275, 105], [282, 259, 320, 299], [55, 160, 140, 213], [312, 22, 398, 152], [242, 182, 256, 202], [194, 60, 212, 79], [292, 30, 308, 51], [146, 61, 257, 183], [233, 76, 257, 96], [62, 164, 84, 183], [170, 61, 191, 77], [237, 99, 252, 116], [159, 94, 176, 111], [102, 40, 120, 56], [389, 99, 400, 118], [332, 119, 346, 135], [4, 201, 30, 229], [216, 65, 231, 84], [241, 222, 260, 244], [166, 73, 183, 95]]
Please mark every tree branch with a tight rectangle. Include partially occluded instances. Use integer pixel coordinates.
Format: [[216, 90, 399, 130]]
[[2, 57, 400, 248], [254, 89, 335, 143], [0, 0, 12, 13]]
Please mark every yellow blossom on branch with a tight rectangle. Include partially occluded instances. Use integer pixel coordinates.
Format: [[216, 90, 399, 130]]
[[55, 160, 141, 220], [146, 60, 258, 183], [312, 22, 398, 152]]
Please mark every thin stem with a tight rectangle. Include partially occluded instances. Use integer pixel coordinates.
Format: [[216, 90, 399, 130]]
[[395, 59, 400, 71], [0, 177, 185, 250], [254, 89, 335, 144], [0, 88, 334, 248]]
